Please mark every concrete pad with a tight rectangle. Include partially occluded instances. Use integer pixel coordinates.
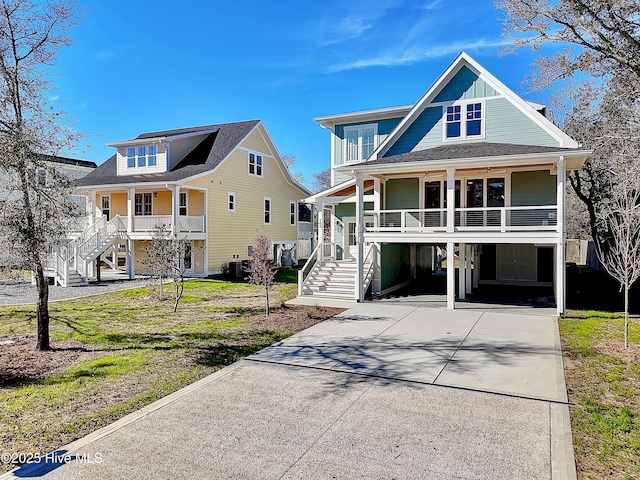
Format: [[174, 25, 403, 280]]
[[286, 297, 356, 309], [334, 308, 482, 382], [5, 362, 560, 480], [434, 311, 567, 402], [283, 378, 551, 480]]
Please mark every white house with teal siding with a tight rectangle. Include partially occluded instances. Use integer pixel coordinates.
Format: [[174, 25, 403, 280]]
[[298, 52, 590, 317]]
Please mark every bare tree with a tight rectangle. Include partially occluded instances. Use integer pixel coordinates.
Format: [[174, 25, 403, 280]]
[[497, 0, 640, 89], [247, 231, 277, 317], [281, 153, 305, 185], [139, 225, 196, 312], [140, 226, 174, 296], [0, 0, 83, 351], [311, 168, 331, 192], [597, 163, 640, 348]]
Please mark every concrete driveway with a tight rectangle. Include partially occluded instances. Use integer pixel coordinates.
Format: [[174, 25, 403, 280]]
[[2, 304, 576, 480]]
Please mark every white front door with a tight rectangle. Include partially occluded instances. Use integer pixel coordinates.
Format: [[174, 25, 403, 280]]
[[343, 216, 375, 260]]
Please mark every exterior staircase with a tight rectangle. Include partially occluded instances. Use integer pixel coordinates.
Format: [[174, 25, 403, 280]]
[[298, 244, 378, 301], [45, 215, 128, 286]]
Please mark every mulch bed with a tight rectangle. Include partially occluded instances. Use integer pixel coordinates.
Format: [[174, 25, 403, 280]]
[[0, 336, 84, 385]]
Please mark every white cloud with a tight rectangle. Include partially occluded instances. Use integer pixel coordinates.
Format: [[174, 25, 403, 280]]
[[328, 38, 511, 72]]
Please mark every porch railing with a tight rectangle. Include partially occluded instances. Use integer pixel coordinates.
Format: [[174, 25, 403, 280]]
[[370, 205, 558, 233], [130, 215, 205, 232]]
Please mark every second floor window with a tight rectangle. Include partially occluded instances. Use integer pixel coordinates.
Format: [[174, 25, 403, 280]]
[[135, 193, 152, 215], [344, 124, 377, 162], [264, 197, 271, 225], [445, 102, 484, 139], [127, 145, 158, 168], [179, 192, 187, 216], [249, 152, 263, 177]]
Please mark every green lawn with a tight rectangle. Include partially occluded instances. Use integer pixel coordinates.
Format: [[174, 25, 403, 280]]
[[560, 311, 640, 479], [0, 278, 328, 472]]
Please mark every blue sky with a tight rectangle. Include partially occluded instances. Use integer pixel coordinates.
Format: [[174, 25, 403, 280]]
[[53, 0, 554, 188]]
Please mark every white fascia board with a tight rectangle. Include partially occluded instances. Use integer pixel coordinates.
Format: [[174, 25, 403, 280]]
[[79, 181, 177, 191], [313, 105, 414, 129], [106, 137, 166, 148], [336, 150, 591, 177], [164, 129, 217, 142]]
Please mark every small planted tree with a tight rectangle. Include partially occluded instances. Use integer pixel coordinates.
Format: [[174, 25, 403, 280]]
[[141, 226, 174, 296], [598, 165, 640, 348], [247, 231, 277, 317], [141, 225, 196, 312]]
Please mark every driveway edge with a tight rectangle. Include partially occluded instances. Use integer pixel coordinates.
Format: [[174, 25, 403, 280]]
[[0, 361, 245, 480], [550, 404, 578, 480]]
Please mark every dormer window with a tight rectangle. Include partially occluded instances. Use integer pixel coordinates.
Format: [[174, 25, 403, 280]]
[[445, 101, 484, 140], [127, 145, 158, 168], [344, 124, 377, 162]]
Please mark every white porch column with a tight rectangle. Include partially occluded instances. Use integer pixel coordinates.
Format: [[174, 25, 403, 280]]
[[446, 167, 455, 232], [447, 242, 455, 309], [88, 190, 96, 222], [458, 242, 466, 300], [373, 178, 381, 227], [355, 175, 364, 302], [317, 202, 324, 262], [556, 156, 566, 317], [127, 238, 134, 280], [127, 188, 134, 232], [173, 186, 180, 234], [466, 244, 473, 294]]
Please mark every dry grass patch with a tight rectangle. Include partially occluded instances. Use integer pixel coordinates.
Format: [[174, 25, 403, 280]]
[[0, 278, 344, 473]]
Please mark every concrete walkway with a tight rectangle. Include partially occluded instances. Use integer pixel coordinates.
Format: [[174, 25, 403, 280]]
[[1, 305, 576, 480]]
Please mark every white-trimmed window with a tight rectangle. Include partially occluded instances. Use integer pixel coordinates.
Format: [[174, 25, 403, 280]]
[[127, 145, 158, 168], [228, 192, 236, 212], [344, 124, 377, 162], [249, 152, 263, 177], [264, 197, 271, 225], [444, 101, 484, 140], [179, 192, 187, 216], [289, 201, 296, 226], [135, 193, 153, 216]]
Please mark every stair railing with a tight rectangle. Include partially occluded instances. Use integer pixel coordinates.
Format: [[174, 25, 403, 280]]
[[361, 243, 377, 298], [298, 243, 321, 296]]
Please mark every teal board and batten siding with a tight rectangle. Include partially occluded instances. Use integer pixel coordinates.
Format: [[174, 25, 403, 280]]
[[385, 98, 559, 157], [385, 178, 419, 209], [381, 243, 410, 291], [511, 171, 557, 206], [334, 202, 374, 221], [433, 66, 497, 103]]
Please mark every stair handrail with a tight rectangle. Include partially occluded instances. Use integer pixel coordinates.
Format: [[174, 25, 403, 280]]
[[298, 243, 321, 296], [77, 215, 126, 260], [362, 243, 377, 295]]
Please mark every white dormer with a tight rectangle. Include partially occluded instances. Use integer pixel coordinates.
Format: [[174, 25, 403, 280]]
[[108, 128, 217, 177]]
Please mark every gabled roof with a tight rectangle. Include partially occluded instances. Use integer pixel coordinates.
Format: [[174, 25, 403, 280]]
[[77, 120, 260, 186], [372, 52, 578, 159], [42, 154, 97, 169]]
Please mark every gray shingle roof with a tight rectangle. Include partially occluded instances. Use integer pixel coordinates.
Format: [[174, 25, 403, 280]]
[[362, 142, 582, 167], [77, 120, 260, 186]]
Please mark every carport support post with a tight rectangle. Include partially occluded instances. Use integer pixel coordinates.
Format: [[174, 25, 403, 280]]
[[458, 243, 466, 300], [447, 241, 455, 309], [127, 238, 134, 280], [556, 155, 566, 317], [466, 245, 473, 294], [446, 167, 455, 233], [355, 174, 364, 302]]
